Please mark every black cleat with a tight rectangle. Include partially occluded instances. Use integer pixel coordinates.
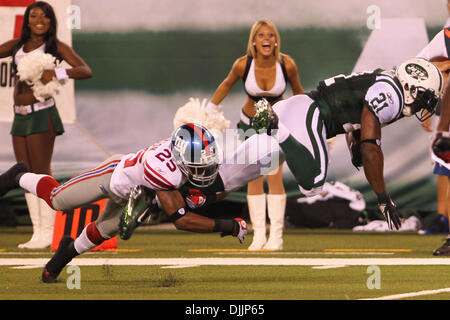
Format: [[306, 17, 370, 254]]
[[0, 162, 29, 197], [42, 236, 78, 283], [433, 238, 450, 256]]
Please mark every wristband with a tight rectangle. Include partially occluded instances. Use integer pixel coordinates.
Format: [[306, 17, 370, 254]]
[[213, 219, 234, 234], [376, 191, 389, 203], [167, 207, 188, 222], [54, 68, 69, 80], [360, 139, 381, 147]]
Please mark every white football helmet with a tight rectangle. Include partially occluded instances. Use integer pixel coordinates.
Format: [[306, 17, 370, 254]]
[[395, 57, 444, 121]]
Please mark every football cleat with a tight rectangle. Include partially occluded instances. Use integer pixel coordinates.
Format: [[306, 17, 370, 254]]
[[119, 185, 158, 240], [433, 238, 450, 256], [0, 162, 29, 197], [42, 235, 78, 283], [251, 98, 279, 135]]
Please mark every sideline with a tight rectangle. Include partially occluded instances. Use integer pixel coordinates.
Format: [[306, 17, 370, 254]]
[[1, 257, 450, 267], [359, 287, 450, 300]]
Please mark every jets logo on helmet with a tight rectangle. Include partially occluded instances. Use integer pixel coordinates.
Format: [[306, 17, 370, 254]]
[[171, 123, 220, 187], [396, 57, 444, 121], [405, 63, 428, 81]]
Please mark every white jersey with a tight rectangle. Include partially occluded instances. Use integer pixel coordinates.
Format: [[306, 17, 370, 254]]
[[417, 28, 449, 60], [365, 74, 404, 125], [110, 138, 185, 199]]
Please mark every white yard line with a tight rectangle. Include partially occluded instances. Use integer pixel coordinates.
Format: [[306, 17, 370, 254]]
[[1, 257, 450, 267], [359, 287, 450, 300]]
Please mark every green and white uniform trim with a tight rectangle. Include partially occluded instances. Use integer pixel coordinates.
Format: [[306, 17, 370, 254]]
[[274, 69, 404, 196], [274, 95, 329, 196], [307, 69, 404, 138]]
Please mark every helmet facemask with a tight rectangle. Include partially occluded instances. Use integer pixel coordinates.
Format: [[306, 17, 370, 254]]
[[405, 85, 440, 122], [176, 146, 219, 187]]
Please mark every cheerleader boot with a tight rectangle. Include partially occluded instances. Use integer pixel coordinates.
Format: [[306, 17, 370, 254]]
[[18, 192, 41, 248], [264, 193, 286, 251], [31, 199, 56, 249], [21, 199, 56, 249], [247, 194, 267, 250]]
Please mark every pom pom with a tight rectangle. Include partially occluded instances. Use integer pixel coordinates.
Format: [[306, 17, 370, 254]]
[[16, 52, 67, 102], [173, 97, 230, 138]]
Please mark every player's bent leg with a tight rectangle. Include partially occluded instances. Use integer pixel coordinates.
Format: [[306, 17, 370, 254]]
[[42, 217, 114, 283], [277, 102, 329, 196], [279, 134, 320, 191], [47, 155, 123, 211], [95, 199, 123, 239]]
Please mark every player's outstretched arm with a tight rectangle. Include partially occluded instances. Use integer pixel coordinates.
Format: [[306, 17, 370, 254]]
[[157, 190, 247, 243], [360, 106, 401, 230]]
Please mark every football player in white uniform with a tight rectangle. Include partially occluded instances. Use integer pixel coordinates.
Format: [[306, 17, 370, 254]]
[[0, 123, 249, 283], [250, 57, 444, 232], [416, 21, 450, 255]]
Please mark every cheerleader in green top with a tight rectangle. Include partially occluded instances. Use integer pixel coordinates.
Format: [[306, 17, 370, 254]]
[[0, 1, 92, 248]]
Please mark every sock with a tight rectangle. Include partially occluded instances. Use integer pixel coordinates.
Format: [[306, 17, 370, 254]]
[[19, 173, 60, 209], [74, 222, 105, 254]]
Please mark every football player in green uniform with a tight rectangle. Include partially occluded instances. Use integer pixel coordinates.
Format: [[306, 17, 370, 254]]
[[251, 57, 444, 231]]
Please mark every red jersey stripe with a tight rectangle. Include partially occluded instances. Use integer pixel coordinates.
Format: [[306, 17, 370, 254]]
[[143, 176, 164, 190], [144, 161, 174, 187], [144, 168, 170, 190]]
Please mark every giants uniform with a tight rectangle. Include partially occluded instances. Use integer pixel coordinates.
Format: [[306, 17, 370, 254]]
[[110, 138, 185, 198], [46, 138, 185, 238], [273, 69, 404, 195]]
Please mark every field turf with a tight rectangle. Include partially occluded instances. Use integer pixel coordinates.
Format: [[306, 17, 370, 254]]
[[1, 226, 450, 303]]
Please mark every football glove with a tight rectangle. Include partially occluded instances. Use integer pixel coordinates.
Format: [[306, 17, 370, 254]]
[[221, 218, 248, 243], [251, 98, 279, 135], [119, 185, 158, 240], [432, 131, 450, 167], [377, 192, 401, 231]]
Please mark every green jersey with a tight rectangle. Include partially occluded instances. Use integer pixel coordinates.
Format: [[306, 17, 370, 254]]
[[307, 69, 405, 138]]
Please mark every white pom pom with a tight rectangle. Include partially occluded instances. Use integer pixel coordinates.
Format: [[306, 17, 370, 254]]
[[16, 52, 66, 101], [173, 97, 230, 138]]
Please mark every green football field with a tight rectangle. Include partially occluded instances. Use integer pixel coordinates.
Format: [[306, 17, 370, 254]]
[[1, 226, 450, 302]]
